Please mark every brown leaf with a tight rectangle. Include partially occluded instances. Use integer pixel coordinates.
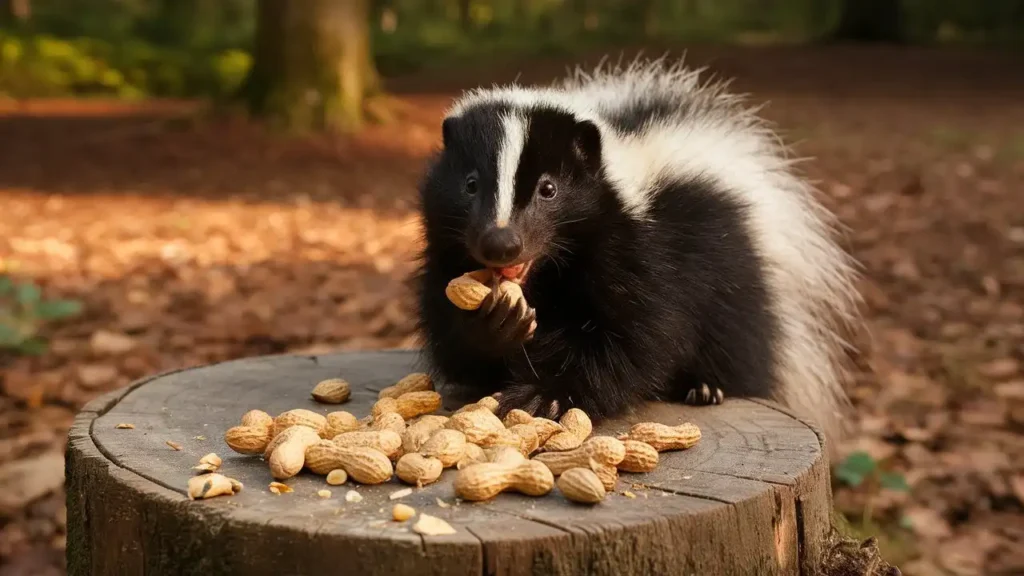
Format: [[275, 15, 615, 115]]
[[902, 506, 952, 539], [89, 330, 138, 355], [76, 364, 119, 389], [977, 358, 1019, 380], [0, 453, 65, 515]]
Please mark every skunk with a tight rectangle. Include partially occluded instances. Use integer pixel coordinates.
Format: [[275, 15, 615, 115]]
[[413, 56, 861, 446]]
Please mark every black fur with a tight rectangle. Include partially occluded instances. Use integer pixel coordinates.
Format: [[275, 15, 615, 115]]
[[415, 101, 780, 420]]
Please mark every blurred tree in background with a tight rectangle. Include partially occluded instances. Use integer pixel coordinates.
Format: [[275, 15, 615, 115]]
[[1, 0, 1021, 130], [242, 0, 376, 133]]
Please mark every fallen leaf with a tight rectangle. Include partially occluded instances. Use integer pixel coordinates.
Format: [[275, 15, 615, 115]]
[[77, 365, 118, 389], [1010, 475, 1024, 505], [0, 453, 65, 515], [977, 358, 1019, 380], [89, 330, 138, 355], [902, 506, 952, 539]]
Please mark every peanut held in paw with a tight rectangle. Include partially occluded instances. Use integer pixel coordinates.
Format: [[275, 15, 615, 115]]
[[445, 270, 496, 310]]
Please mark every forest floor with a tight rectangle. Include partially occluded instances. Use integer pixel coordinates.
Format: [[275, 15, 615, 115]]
[[1, 44, 1023, 576]]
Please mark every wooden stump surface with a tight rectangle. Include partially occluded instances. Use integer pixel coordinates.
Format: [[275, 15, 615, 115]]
[[66, 350, 833, 576]]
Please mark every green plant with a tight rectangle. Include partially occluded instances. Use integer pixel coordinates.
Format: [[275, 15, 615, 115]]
[[0, 276, 82, 355], [835, 450, 911, 527]]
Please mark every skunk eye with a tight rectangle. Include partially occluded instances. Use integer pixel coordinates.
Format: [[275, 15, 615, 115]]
[[538, 180, 557, 200], [465, 175, 478, 195]]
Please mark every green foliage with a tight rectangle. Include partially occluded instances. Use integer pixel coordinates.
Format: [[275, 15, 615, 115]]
[[836, 450, 910, 493], [0, 276, 82, 356], [0, 30, 252, 99], [835, 451, 877, 488], [2, 0, 1021, 100], [835, 450, 911, 531]]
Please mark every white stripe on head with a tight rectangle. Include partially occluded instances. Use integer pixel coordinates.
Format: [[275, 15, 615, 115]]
[[495, 112, 529, 227]]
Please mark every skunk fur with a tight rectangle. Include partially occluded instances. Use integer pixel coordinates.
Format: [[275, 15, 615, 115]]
[[413, 56, 861, 446]]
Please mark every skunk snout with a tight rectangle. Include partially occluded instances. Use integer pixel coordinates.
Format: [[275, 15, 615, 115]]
[[477, 227, 523, 266]]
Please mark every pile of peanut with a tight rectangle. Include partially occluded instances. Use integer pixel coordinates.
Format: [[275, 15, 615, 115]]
[[200, 372, 701, 513]]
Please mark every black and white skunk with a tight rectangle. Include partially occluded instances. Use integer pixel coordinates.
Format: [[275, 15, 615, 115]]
[[413, 56, 861, 446]]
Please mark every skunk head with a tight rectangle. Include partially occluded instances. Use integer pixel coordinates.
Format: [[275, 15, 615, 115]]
[[422, 101, 606, 283]]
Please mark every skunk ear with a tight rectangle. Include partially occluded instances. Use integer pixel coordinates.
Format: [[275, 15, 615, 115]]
[[572, 119, 602, 174], [441, 116, 459, 148]]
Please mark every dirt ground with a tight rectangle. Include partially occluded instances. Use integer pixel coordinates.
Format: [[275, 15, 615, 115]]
[[1, 45, 1022, 576]]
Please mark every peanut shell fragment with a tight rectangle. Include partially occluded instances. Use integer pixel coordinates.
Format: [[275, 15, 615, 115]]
[[413, 514, 457, 536], [187, 473, 240, 500]]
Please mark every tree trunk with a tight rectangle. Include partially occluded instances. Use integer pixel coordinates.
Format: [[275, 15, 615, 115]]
[[830, 0, 905, 43], [458, 0, 472, 31], [243, 0, 375, 134]]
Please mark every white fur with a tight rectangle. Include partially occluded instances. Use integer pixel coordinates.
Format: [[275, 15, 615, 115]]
[[444, 56, 861, 449], [495, 112, 529, 227]]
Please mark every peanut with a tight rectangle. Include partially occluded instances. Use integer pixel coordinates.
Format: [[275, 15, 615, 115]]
[[318, 489, 332, 499], [326, 469, 348, 485], [507, 424, 540, 456], [590, 462, 619, 491], [187, 473, 241, 500], [502, 409, 533, 427], [240, 409, 274, 430], [453, 449, 554, 501], [454, 396, 500, 414], [557, 467, 607, 504], [392, 503, 416, 522], [618, 422, 701, 451], [456, 443, 487, 470], [444, 269, 496, 310], [311, 378, 351, 404], [332, 430, 402, 459], [529, 418, 564, 445], [272, 409, 327, 438], [396, 453, 443, 486], [532, 436, 626, 476], [402, 415, 450, 453], [371, 391, 442, 420], [542, 408, 592, 451], [304, 441, 394, 484], [269, 427, 322, 480], [368, 412, 406, 435], [419, 429, 467, 468], [323, 411, 363, 439], [379, 372, 434, 399], [225, 425, 272, 455], [263, 425, 321, 459], [446, 409, 506, 445], [618, 440, 659, 473]]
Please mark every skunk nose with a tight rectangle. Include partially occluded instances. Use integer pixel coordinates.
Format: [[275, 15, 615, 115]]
[[479, 227, 523, 264]]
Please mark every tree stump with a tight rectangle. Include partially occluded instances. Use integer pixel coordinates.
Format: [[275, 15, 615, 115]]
[[66, 351, 834, 576]]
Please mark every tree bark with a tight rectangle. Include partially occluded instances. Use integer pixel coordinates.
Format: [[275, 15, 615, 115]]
[[243, 0, 376, 134], [458, 0, 472, 31], [830, 0, 905, 43]]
